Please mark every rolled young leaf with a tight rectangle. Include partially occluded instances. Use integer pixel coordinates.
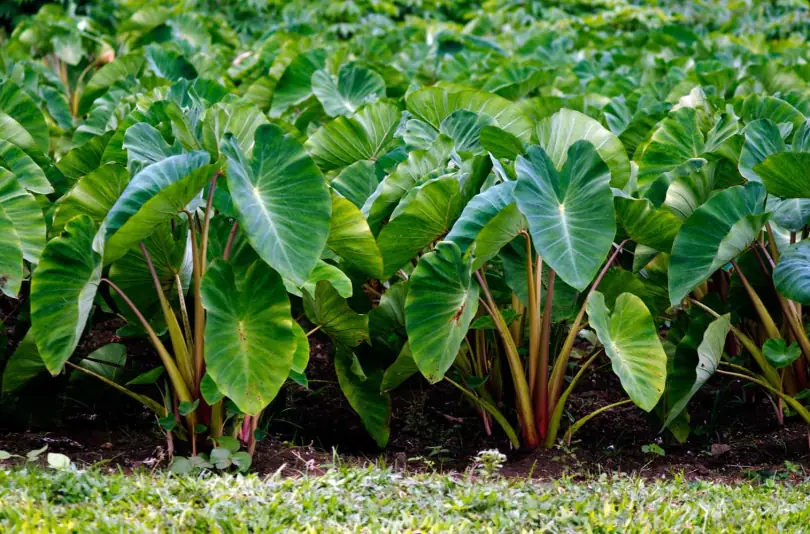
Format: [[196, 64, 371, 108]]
[[405, 241, 479, 383], [31, 215, 102, 375], [201, 258, 296, 415], [223, 124, 331, 287]]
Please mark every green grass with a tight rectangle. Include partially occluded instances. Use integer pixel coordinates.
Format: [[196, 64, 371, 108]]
[[1, 466, 809, 532]]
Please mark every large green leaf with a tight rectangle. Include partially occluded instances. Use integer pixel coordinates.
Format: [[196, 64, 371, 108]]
[[270, 49, 327, 117], [0, 80, 49, 154], [773, 240, 810, 305], [52, 163, 131, 235], [741, 94, 805, 131], [668, 182, 768, 306], [305, 101, 401, 171], [738, 119, 785, 182], [312, 63, 386, 117], [122, 122, 183, 174], [202, 258, 295, 415], [636, 107, 704, 188], [1, 329, 46, 393], [663, 314, 730, 428], [0, 139, 52, 194], [0, 168, 45, 263], [223, 124, 331, 287], [335, 346, 391, 448], [201, 102, 270, 158], [327, 194, 383, 279], [363, 135, 453, 232], [587, 292, 667, 412], [756, 152, 810, 199], [514, 141, 615, 291], [303, 280, 369, 347], [0, 203, 23, 298], [101, 152, 214, 264], [30, 215, 102, 375], [405, 241, 479, 383], [535, 109, 631, 189], [405, 86, 532, 141], [615, 194, 682, 253], [78, 54, 145, 115], [378, 176, 465, 278]]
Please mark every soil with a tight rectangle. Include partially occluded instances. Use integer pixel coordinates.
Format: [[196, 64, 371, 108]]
[[1, 326, 809, 482]]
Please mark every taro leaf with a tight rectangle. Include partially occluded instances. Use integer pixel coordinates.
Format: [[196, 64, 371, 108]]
[[439, 109, 493, 154], [78, 54, 145, 115], [331, 160, 379, 208], [305, 101, 401, 171], [661, 160, 716, 221], [793, 119, 810, 152], [101, 151, 214, 264], [122, 122, 183, 174], [51, 163, 131, 235], [31, 215, 102, 375], [270, 49, 327, 117], [636, 107, 704, 187], [335, 346, 391, 448], [291, 321, 309, 375], [773, 240, 810, 305], [741, 94, 805, 131], [295, 260, 353, 299], [303, 280, 369, 347], [0, 168, 45, 263], [615, 194, 682, 253], [586, 292, 668, 411], [312, 63, 385, 117], [480, 125, 525, 160], [402, 118, 438, 150], [597, 269, 670, 318], [446, 180, 518, 256], [0, 139, 52, 194], [327, 194, 383, 279], [405, 241, 479, 383], [663, 314, 730, 429], [223, 124, 331, 287], [1, 330, 46, 393], [763, 339, 803, 369], [200, 373, 225, 405], [767, 197, 810, 232], [369, 280, 408, 354], [381, 343, 419, 392], [755, 152, 810, 199], [127, 366, 165, 386], [405, 86, 532, 141], [0, 80, 50, 153], [363, 135, 453, 233], [201, 102, 270, 158], [144, 45, 197, 82], [669, 182, 768, 306], [0, 203, 23, 298], [738, 119, 785, 182], [74, 343, 127, 383], [201, 258, 295, 415], [55, 131, 114, 187], [535, 108, 631, 189], [514, 141, 615, 291], [378, 176, 465, 278]]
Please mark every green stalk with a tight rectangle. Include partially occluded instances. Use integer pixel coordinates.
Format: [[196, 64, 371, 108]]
[[564, 399, 632, 445], [102, 278, 193, 407], [731, 259, 781, 340], [475, 271, 539, 448], [140, 243, 194, 391], [548, 241, 628, 414], [446, 377, 519, 448], [175, 273, 194, 357], [545, 350, 601, 448], [190, 215, 205, 387], [526, 235, 541, 394]]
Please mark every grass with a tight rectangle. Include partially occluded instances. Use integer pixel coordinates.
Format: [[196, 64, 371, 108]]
[[1, 464, 809, 532]]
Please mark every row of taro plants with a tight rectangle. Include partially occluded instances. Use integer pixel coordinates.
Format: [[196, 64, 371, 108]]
[[1, 0, 810, 466]]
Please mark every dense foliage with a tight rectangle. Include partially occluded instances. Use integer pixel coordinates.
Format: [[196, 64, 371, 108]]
[[2, 0, 810, 464]]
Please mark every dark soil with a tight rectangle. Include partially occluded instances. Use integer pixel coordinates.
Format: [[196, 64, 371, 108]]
[[2, 327, 809, 482]]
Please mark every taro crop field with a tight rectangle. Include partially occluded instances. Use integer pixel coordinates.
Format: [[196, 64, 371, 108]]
[[1, 0, 810, 532]]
